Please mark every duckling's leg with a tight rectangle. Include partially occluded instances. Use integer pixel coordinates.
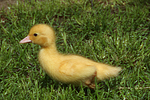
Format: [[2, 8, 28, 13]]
[[85, 71, 97, 89]]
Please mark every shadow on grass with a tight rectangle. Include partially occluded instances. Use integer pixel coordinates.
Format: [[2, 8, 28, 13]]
[[39, 74, 121, 96], [124, 0, 150, 9]]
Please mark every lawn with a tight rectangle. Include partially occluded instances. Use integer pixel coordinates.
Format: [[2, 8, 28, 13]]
[[0, 0, 150, 99]]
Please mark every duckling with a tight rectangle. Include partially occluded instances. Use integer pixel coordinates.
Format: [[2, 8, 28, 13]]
[[20, 24, 121, 89]]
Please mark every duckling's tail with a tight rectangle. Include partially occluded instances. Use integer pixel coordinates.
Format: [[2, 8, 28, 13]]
[[96, 63, 122, 80]]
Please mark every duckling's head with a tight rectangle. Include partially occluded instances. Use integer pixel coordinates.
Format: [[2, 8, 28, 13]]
[[20, 24, 56, 47]]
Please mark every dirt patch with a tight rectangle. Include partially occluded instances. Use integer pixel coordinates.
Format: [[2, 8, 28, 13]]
[[0, 0, 45, 10], [0, 0, 18, 10]]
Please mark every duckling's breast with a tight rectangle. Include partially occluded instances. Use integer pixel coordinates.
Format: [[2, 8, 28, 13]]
[[38, 48, 62, 79]]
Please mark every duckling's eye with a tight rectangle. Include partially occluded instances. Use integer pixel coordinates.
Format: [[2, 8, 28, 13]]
[[33, 33, 38, 36]]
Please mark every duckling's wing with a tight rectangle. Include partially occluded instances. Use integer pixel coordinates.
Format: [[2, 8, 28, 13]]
[[59, 60, 96, 77]]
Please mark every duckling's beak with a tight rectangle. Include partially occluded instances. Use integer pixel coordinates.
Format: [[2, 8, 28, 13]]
[[19, 36, 32, 44]]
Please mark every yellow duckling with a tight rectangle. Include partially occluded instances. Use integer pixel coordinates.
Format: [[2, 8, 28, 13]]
[[20, 24, 121, 89]]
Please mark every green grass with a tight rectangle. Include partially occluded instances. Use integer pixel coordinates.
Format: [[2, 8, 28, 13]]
[[0, 0, 150, 99]]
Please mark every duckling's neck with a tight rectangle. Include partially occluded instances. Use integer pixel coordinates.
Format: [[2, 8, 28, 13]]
[[39, 43, 61, 69], [41, 43, 59, 55]]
